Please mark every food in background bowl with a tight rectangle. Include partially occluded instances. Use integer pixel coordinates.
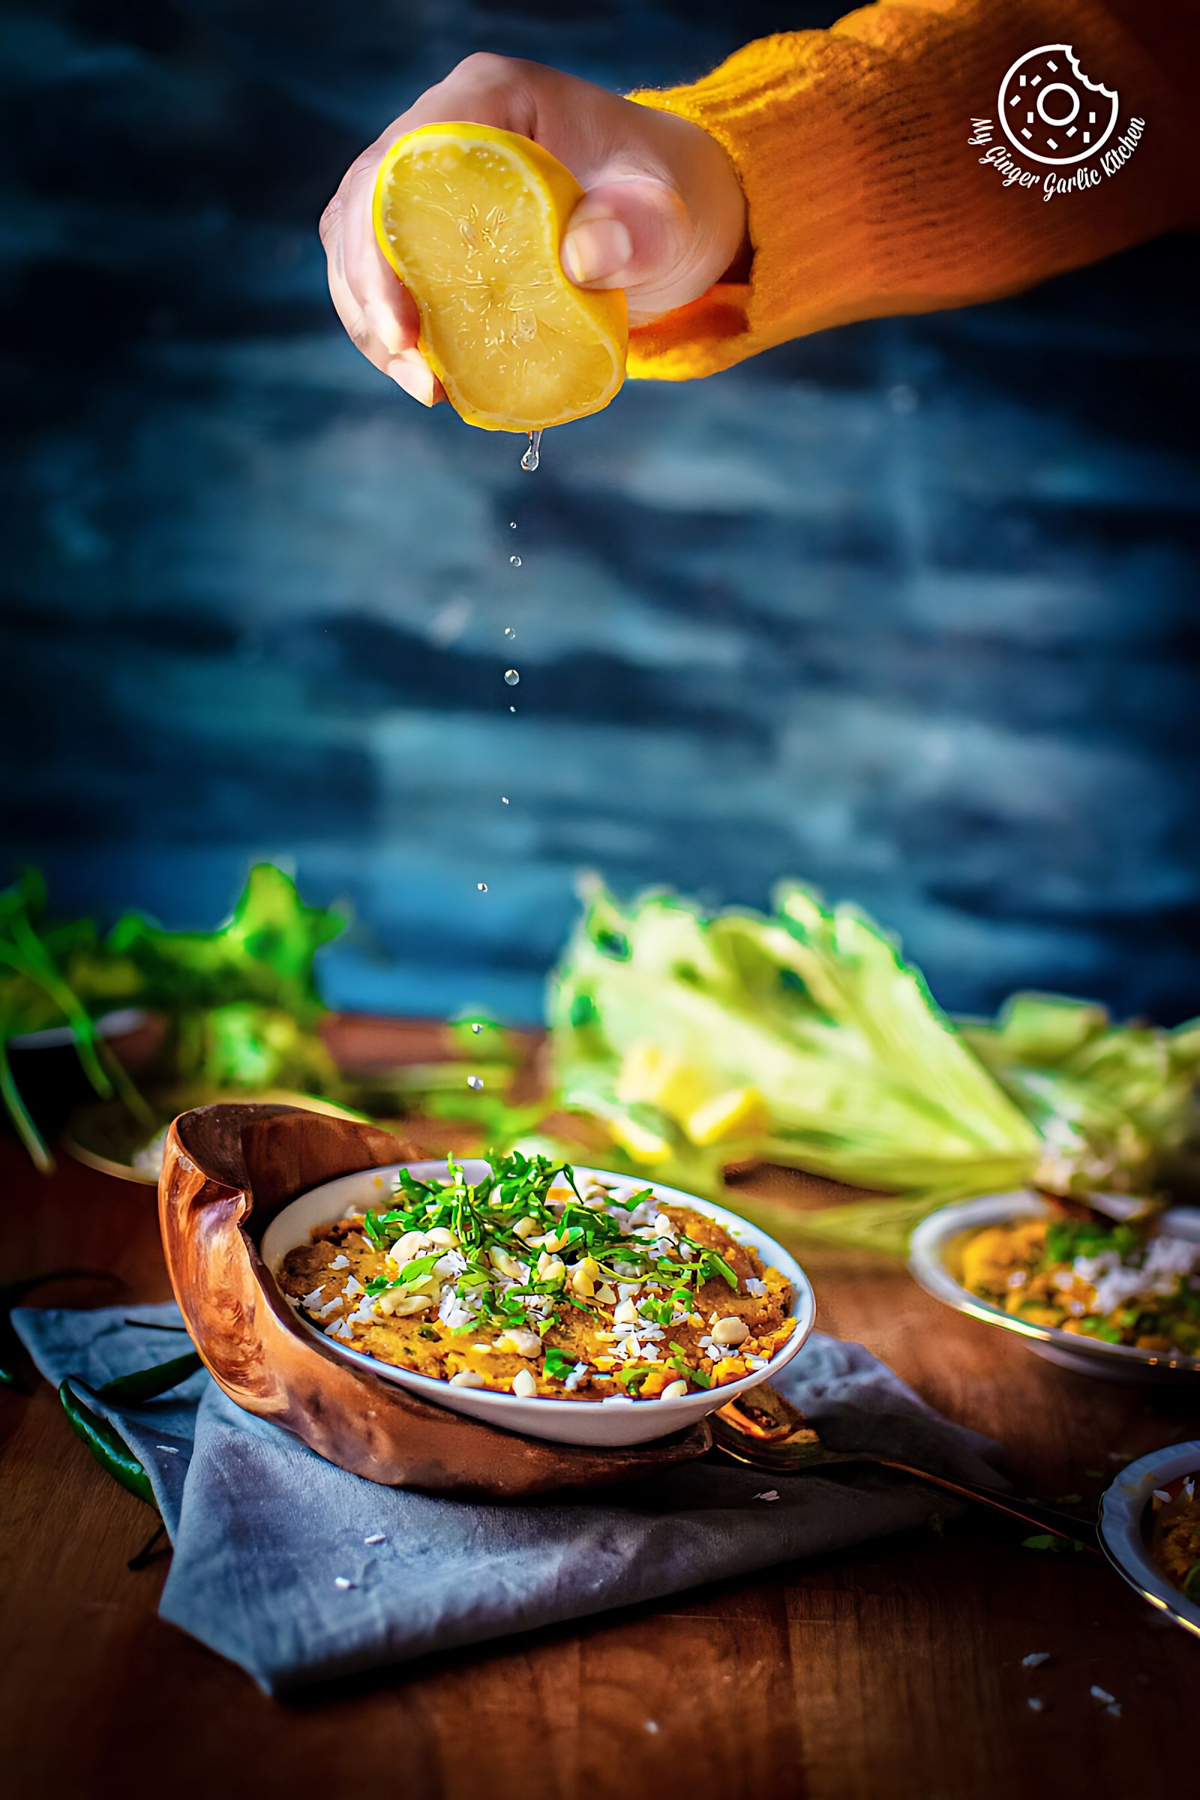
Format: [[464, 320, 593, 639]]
[[1148, 1474, 1200, 1602], [275, 1152, 795, 1403], [958, 1210, 1200, 1356]]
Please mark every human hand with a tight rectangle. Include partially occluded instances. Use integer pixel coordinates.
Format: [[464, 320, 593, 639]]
[[319, 53, 748, 405]]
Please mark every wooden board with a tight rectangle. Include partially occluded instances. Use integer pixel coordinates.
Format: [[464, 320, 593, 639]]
[[1, 1018, 1195, 1796]]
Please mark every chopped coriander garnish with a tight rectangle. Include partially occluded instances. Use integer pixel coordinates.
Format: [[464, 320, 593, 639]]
[[333, 1150, 783, 1403], [392, 1252, 443, 1287], [543, 1346, 575, 1382], [638, 1297, 674, 1327], [699, 1249, 739, 1290]]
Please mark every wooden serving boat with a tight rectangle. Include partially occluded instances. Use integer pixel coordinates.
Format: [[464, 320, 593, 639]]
[[159, 1102, 711, 1497]]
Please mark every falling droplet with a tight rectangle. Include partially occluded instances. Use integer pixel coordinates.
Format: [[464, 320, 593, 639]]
[[504, 625, 516, 639], [467, 1075, 484, 1091], [501, 795, 509, 805], [520, 429, 542, 473], [509, 554, 522, 567], [509, 521, 517, 529], [476, 881, 488, 892], [471, 1022, 483, 1034], [509, 704, 516, 713], [504, 668, 519, 686]]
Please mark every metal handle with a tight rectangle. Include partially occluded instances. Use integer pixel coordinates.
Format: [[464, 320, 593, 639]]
[[870, 1456, 1101, 1556], [714, 1383, 1101, 1557]]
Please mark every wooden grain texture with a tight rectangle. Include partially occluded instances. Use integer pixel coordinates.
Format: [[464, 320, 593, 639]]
[[160, 1101, 710, 1496], [1, 1019, 1196, 1799]]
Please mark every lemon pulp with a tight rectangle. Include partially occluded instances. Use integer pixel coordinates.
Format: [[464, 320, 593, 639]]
[[373, 123, 628, 432]]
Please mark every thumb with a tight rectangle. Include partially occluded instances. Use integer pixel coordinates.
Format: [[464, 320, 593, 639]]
[[561, 176, 692, 313]]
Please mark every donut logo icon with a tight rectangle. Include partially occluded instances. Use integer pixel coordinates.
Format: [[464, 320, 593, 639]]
[[998, 44, 1119, 166]]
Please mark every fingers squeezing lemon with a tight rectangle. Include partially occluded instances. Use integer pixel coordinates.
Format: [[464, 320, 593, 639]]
[[373, 123, 628, 432]]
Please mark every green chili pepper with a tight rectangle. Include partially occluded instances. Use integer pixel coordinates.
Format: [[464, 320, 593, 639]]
[[97, 1350, 203, 1406], [59, 1379, 156, 1507], [0, 1269, 115, 1386]]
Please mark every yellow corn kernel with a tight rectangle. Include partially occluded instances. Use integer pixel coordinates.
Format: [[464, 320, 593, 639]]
[[685, 1086, 769, 1146], [609, 1114, 672, 1164], [615, 1042, 709, 1121]]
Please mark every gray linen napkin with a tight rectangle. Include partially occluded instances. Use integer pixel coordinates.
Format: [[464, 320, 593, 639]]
[[14, 1302, 1003, 1695]]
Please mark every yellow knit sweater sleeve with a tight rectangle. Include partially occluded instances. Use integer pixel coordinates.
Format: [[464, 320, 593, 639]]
[[627, 0, 1196, 380]]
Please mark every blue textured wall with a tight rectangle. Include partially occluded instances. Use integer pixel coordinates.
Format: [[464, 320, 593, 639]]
[[3, 2, 1198, 1026]]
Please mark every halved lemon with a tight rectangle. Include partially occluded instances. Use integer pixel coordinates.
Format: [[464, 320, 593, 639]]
[[373, 123, 627, 432]]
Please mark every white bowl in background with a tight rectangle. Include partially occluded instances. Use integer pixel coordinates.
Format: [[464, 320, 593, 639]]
[[909, 1191, 1200, 1383], [8, 1006, 150, 1050], [1098, 1442, 1200, 1639], [260, 1160, 816, 1447]]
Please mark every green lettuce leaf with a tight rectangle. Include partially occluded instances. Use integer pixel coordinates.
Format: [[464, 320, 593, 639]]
[[108, 863, 342, 1024], [960, 992, 1200, 1197], [548, 881, 1040, 1210], [546, 881, 1200, 1251], [0, 863, 345, 1166]]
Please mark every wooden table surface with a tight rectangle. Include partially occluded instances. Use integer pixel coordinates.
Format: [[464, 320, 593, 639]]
[[2, 1019, 1196, 1798]]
